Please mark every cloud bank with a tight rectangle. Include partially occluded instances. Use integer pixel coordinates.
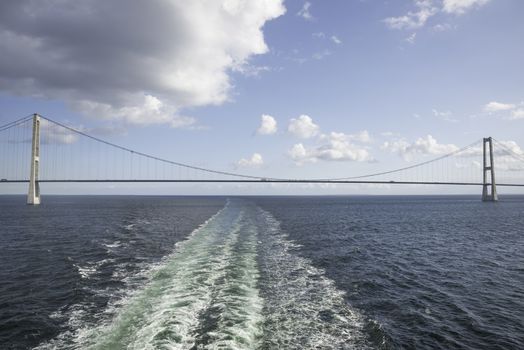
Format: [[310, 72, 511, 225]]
[[0, 0, 285, 126]]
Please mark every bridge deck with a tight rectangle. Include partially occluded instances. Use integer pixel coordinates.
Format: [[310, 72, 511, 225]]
[[1, 179, 524, 186]]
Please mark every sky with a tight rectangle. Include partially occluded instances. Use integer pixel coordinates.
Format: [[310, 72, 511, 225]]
[[0, 0, 523, 195]]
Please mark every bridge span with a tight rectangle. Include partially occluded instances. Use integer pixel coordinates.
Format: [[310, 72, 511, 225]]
[[2, 114, 524, 204]]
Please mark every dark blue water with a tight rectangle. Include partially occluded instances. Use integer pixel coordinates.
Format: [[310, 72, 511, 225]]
[[0, 195, 522, 349]]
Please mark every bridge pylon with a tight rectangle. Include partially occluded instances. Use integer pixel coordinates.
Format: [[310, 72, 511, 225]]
[[27, 113, 41, 205], [482, 137, 498, 202]]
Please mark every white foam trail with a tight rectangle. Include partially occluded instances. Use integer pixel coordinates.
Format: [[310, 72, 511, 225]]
[[194, 213, 263, 349], [34, 202, 231, 350], [39, 199, 265, 350], [83, 202, 244, 349], [256, 207, 372, 349]]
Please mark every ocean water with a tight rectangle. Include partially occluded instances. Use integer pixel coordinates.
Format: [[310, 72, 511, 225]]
[[0, 195, 522, 349]]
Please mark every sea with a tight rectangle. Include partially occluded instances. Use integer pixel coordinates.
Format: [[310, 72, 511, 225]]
[[0, 195, 522, 349]]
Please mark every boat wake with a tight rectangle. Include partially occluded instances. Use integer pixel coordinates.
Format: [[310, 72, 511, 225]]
[[36, 199, 370, 349]]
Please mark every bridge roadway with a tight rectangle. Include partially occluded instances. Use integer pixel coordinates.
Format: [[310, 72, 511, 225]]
[[1, 179, 524, 187]]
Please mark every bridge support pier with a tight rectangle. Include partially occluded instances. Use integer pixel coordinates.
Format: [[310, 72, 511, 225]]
[[482, 137, 498, 202], [27, 113, 41, 205]]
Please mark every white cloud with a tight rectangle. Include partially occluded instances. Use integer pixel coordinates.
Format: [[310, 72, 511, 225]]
[[484, 101, 516, 112], [237, 153, 264, 168], [286, 115, 373, 165], [331, 36, 342, 45], [510, 109, 524, 120], [496, 140, 524, 156], [288, 143, 310, 164], [483, 100, 524, 121], [288, 115, 320, 139], [297, 2, 313, 21], [484, 102, 516, 112], [382, 135, 459, 160], [289, 132, 373, 165], [385, 0, 490, 31], [443, 0, 490, 14], [73, 95, 196, 127], [257, 114, 278, 135], [0, 0, 285, 127], [384, 1, 438, 30], [347, 130, 372, 143]]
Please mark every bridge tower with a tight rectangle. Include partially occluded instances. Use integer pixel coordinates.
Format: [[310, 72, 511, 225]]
[[482, 137, 498, 202], [27, 113, 41, 205]]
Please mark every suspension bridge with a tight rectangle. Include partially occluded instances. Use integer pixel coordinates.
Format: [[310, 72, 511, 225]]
[[1, 114, 524, 204]]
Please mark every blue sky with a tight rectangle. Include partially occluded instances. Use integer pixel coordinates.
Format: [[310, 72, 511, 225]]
[[0, 0, 523, 195]]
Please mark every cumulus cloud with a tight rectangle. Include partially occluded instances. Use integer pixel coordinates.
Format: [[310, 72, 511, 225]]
[[288, 143, 309, 163], [288, 115, 320, 139], [288, 132, 373, 165], [0, 0, 285, 126], [286, 115, 373, 165], [237, 153, 264, 168], [443, 0, 490, 14], [382, 135, 459, 161], [257, 114, 277, 135], [484, 101, 516, 112]]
